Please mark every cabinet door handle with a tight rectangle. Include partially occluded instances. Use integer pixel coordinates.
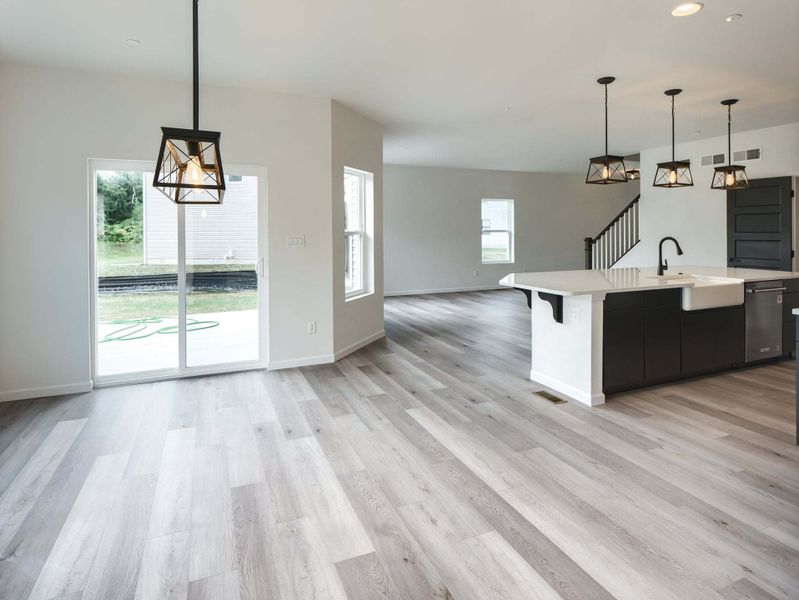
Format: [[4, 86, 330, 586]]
[[749, 287, 787, 293]]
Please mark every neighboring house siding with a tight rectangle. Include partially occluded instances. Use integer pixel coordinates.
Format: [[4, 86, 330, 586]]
[[144, 175, 258, 265]]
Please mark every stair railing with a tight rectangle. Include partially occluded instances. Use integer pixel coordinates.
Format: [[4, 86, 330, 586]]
[[584, 194, 640, 269]]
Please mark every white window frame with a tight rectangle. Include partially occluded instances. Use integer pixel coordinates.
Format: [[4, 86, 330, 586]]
[[344, 166, 374, 300], [481, 198, 515, 264]]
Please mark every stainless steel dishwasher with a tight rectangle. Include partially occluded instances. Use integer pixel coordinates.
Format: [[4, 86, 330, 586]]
[[745, 280, 785, 362]]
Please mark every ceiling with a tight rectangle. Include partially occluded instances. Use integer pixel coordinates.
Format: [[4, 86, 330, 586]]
[[1, 0, 798, 173]]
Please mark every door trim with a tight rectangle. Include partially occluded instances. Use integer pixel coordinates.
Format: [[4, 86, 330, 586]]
[[88, 159, 269, 387]]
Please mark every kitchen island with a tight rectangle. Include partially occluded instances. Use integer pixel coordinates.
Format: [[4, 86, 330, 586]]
[[500, 266, 799, 406]]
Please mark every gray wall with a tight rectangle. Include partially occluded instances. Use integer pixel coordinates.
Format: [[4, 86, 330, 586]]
[[0, 62, 336, 399], [616, 122, 799, 269], [384, 165, 638, 294], [331, 100, 385, 356]]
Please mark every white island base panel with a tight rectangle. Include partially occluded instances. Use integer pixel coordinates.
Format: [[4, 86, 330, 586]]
[[530, 292, 606, 406]]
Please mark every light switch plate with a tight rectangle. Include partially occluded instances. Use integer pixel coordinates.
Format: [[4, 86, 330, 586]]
[[287, 235, 306, 248]]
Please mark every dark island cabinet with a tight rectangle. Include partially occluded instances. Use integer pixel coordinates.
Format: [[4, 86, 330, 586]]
[[714, 307, 745, 369], [643, 289, 682, 383], [604, 307, 645, 391], [603, 289, 745, 393], [604, 289, 682, 392], [681, 306, 745, 376], [680, 310, 716, 376]]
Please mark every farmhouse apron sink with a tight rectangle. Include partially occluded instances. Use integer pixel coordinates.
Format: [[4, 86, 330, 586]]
[[647, 274, 745, 311]]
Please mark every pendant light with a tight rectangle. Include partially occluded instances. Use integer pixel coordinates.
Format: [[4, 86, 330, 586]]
[[711, 99, 748, 190], [586, 77, 628, 185], [653, 89, 693, 188], [153, 0, 225, 204]]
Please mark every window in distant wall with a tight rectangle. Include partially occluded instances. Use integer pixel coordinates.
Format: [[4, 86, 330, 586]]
[[344, 167, 374, 299], [481, 199, 514, 263]]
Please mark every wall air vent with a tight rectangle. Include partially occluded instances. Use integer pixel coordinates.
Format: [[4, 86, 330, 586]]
[[733, 148, 761, 162], [701, 153, 726, 167]]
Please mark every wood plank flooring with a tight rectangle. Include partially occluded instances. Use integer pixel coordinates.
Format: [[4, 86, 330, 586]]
[[1, 289, 798, 600]]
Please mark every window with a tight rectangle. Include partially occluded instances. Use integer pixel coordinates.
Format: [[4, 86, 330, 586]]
[[344, 167, 374, 298], [481, 199, 514, 263]]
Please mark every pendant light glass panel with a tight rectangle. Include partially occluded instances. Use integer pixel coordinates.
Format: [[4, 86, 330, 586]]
[[154, 127, 225, 204], [711, 99, 748, 191], [586, 76, 627, 185], [653, 160, 693, 187], [711, 165, 748, 190], [586, 155, 628, 184], [653, 89, 693, 188]]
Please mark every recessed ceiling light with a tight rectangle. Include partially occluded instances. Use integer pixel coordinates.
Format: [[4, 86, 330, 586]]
[[126, 38, 141, 47], [671, 2, 704, 17], [725, 13, 742, 22], [503, 106, 512, 112]]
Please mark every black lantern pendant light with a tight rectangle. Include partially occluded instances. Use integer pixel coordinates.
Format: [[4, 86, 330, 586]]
[[653, 89, 693, 188], [153, 0, 225, 204], [586, 77, 628, 184], [711, 99, 748, 190]]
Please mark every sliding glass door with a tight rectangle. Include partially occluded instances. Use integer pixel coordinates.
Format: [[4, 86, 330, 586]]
[[95, 168, 179, 377], [185, 177, 261, 367], [92, 160, 265, 383]]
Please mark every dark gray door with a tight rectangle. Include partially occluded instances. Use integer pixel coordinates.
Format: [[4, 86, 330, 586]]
[[727, 176, 793, 271]]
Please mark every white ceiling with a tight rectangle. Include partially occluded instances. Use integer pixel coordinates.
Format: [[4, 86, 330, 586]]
[[1, 0, 798, 173]]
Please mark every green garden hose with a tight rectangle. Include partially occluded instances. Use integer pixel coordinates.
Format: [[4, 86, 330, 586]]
[[99, 317, 219, 342]]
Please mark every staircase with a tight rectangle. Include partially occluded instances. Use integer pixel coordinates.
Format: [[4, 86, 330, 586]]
[[584, 194, 640, 269]]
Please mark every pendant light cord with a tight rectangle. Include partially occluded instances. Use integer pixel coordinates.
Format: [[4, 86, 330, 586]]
[[727, 104, 732, 167], [604, 83, 608, 157], [671, 95, 675, 163], [193, 0, 199, 131]]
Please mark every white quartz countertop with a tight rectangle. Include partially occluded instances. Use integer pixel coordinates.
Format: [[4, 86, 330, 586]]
[[500, 266, 799, 296]]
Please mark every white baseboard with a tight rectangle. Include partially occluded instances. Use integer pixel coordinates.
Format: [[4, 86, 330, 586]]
[[268, 330, 385, 369], [267, 354, 335, 370], [529, 370, 605, 407], [385, 285, 504, 297], [0, 381, 93, 403], [334, 330, 385, 361]]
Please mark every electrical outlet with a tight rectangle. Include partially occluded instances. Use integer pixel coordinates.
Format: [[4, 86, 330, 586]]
[[307, 320, 316, 334], [568, 307, 580, 323], [473, 270, 479, 277]]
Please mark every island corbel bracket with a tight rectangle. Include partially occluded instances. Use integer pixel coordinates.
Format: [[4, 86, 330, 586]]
[[513, 287, 533, 309], [537, 292, 564, 323]]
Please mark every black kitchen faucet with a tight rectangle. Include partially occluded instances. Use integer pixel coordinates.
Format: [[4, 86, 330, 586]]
[[658, 237, 684, 276]]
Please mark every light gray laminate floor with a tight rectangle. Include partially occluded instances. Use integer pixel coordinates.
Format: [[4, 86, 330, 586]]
[[1, 290, 798, 600]]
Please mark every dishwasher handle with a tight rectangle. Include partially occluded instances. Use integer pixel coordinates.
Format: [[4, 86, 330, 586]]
[[747, 287, 787, 294]]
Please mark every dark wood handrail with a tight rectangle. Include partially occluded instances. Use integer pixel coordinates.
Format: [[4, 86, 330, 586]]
[[591, 194, 640, 242]]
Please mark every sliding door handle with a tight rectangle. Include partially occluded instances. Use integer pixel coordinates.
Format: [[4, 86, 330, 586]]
[[255, 258, 265, 278]]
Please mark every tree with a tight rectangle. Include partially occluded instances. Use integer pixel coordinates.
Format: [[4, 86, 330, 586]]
[[97, 172, 143, 243]]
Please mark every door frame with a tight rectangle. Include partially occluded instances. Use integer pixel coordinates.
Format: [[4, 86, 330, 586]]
[[87, 158, 269, 388]]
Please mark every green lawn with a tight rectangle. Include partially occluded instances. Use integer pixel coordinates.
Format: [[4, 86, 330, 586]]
[[97, 241, 254, 277], [482, 247, 510, 262], [99, 290, 257, 321]]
